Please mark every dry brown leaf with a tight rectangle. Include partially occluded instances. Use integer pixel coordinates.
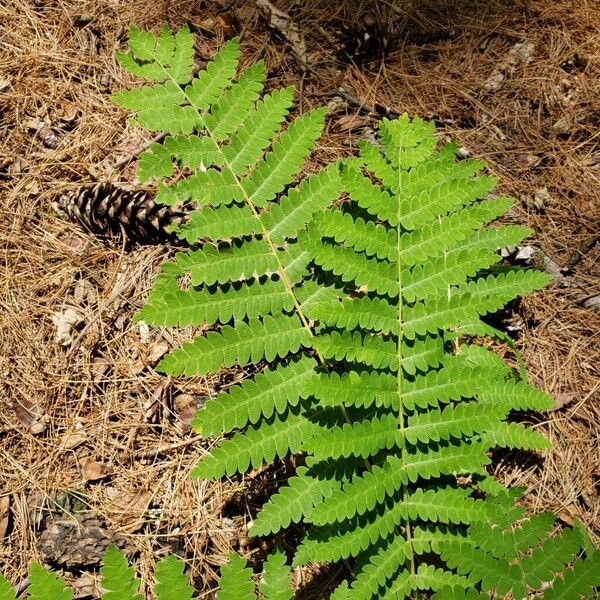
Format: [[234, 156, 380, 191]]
[[90, 356, 110, 382], [12, 397, 47, 434], [106, 487, 151, 533], [216, 13, 239, 39], [334, 114, 371, 133], [255, 0, 308, 63], [82, 458, 109, 482], [174, 393, 198, 433], [547, 393, 577, 411], [143, 384, 166, 421], [72, 573, 98, 598], [60, 431, 88, 451], [146, 340, 170, 365]]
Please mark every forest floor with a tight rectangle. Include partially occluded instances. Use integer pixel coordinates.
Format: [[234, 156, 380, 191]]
[[1, 0, 599, 597]]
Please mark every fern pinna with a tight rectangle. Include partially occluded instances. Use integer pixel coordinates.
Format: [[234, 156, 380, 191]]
[[113, 26, 598, 600]]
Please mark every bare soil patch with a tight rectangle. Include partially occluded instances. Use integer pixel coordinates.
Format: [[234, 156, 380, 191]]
[[1, 0, 598, 596]]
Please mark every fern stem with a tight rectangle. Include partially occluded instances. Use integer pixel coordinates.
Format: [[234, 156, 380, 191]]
[[395, 148, 416, 587]]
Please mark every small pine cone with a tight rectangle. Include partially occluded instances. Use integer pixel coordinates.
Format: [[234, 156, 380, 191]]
[[54, 182, 189, 243], [332, 16, 389, 64]]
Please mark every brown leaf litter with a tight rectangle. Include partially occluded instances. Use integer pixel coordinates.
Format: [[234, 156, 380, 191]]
[[1, 0, 599, 595]]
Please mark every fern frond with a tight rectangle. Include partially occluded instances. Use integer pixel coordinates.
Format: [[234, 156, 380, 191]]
[[520, 528, 582, 590], [203, 61, 266, 140], [310, 240, 398, 296], [191, 409, 317, 478], [241, 108, 326, 208], [480, 421, 551, 451], [158, 313, 310, 376], [543, 550, 600, 599], [468, 512, 556, 560], [192, 356, 317, 435], [305, 412, 399, 460], [154, 555, 195, 600], [479, 379, 555, 411], [250, 466, 342, 537], [344, 535, 413, 599], [342, 165, 398, 225], [309, 370, 397, 409], [258, 550, 294, 600], [313, 330, 397, 370], [179, 204, 259, 242], [261, 163, 344, 245], [138, 276, 292, 328], [223, 87, 295, 173], [28, 564, 73, 600], [453, 268, 553, 315], [312, 210, 397, 261], [404, 402, 509, 445], [100, 545, 143, 600], [216, 554, 255, 600], [117, 25, 194, 83], [0, 574, 15, 600], [115, 32, 561, 598], [309, 295, 398, 336], [402, 248, 500, 302], [187, 38, 240, 111]]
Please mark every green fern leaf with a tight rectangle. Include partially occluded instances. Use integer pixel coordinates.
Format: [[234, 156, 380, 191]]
[[410, 563, 469, 594], [312, 210, 397, 261], [154, 555, 195, 600], [309, 295, 398, 336], [158, 313, 311, 376], [138, 276, 293, 328], [203, 61, 266, 140], [0, 574, 15, 600], [100, 545, 143, 600], [261, 163, 344, 245], [309, 371, 397, 409], [175, 239, 286, 286], [402, 248, 500, 302], [117, 25, 194, 83], [431, 588, 490, 600], [223, 86, 295, 173], [258, 550, 294, 600], [521, 528, 582, 590], [469, 512, 556, 561], [543, 551, 600, 599], [250, 466, 342, 537], [187, 38, 240, 110], [115, 32, 559, 599], [179, 204, 259, 242], [310, 240, 397, 296], [217, 554, 255, 600], [241, 108, 326, 207], [404, 402, 509, 445], [480, 421, 551, 451], [305, 412, 399, 460], [345, 535, 413, 599], [192, 409, 318, 478], [193, 356, 317, 435], [28, 564, 73, 600]]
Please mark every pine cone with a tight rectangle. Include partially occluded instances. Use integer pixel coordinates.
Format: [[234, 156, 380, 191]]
[[54, 182, 189, 243], [332, 15, 390, 64]]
